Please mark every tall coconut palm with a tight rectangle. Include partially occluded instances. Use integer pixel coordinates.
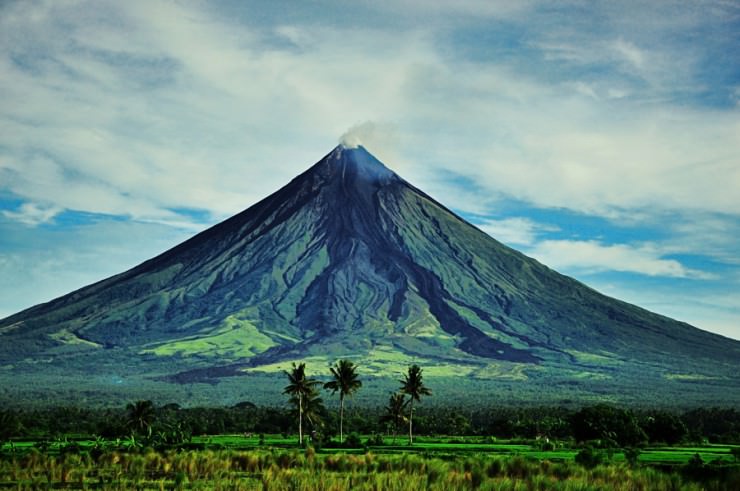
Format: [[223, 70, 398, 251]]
[[379, 392, 408, 444], [283, 362, 320, 445], [126, 400, 156, 436], [323, 359, 362, 442], [399, 364, 431, 445], [290, 385, 326, 438]]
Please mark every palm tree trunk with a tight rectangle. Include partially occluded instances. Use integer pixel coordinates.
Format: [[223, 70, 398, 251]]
[[408, 399, 414, 445], [299, 394, 303, 445], [339, 394, 345, 442]]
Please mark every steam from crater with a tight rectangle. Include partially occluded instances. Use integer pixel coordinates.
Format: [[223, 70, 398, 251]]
[[340, 121, 376, 148], [338, 121, 403, 170]]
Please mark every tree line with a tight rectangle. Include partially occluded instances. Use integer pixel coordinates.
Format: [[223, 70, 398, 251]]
[[2, 402, 740, 446]]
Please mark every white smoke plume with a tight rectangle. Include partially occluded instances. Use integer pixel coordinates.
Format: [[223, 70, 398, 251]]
[[339, 121, 397, 151], [338, 121, 408, 174], [339, 122, 369, 148]]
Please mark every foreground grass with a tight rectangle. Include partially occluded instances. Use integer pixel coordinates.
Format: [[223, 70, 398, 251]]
[[0, 447, 738, 490]]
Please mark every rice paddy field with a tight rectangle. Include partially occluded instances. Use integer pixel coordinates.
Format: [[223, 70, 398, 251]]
[[1, 435, 738, 489]]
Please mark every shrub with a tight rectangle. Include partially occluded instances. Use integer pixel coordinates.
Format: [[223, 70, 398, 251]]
[[426, 459, 446, 485], [304, 445, 316, 463], [642, 411, 688, 444], [174, 471, 188, 488], [366, 433, 384, 446], [548, 461, 576, 480], [505, 456, 533, 478], [486, 458, 503, 478], [575, 446, 605, 469], [731, 447, 740, 462], [571, 404, 646, 447], [687, 452, 703, 468], [343, 432, 362, 448], [683, 452, 709, 481], [538, 439, 555, 451], [275, 451, 297, 469], [469, 463, 484, 488], [624, 447, 640, 467], [399, 454, 426, 474]]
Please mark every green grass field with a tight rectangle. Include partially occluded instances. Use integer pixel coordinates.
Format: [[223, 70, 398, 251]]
[[5, 434, 736, 465]]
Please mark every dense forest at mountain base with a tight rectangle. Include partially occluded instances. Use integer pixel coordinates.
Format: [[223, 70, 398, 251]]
[[2, 370, 740, 409], [2, 404, 740, 446]]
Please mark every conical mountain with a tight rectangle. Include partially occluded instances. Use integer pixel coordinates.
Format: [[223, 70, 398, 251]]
[[1, 145, 738, 405]]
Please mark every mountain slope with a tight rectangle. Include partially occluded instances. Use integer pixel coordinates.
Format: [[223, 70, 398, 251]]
[[1, 145, 738, 404]]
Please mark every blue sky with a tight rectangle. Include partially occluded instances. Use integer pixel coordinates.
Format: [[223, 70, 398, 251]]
[[1, 0, 739, 340]]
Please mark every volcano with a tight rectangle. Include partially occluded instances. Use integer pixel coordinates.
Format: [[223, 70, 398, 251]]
[[1, 145, 738, 406]]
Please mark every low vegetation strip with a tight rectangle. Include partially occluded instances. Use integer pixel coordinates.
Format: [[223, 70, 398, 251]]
[[0, 447, 738, 490], [2, 436, 739, 489]]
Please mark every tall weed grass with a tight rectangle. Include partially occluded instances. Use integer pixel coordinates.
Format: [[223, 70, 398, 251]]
[[0, 448, 736, 490]]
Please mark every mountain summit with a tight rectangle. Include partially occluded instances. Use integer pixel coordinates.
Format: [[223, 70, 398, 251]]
[[1, 145, 738, 405]]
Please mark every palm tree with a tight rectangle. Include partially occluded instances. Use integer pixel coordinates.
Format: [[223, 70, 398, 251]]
[[283, 362, 320, 445], [323, 359, 362, 442], [126, 400, 156, 436], [379, 392, 407, 444], [399, 364, 431, 445], [290, 385, 326, 439]]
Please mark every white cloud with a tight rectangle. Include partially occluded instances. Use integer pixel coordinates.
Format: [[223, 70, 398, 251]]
[[1, 0, 738, 224], [528, 240, 713, 279], [355, 0, 537, 19], [2, 202, 61, 225], [0, 0, 439, 222], [483, 106, 733, 217], [666, 215, 740, 265], [477, 217, 558, 246], [613, 38, 646, 70]]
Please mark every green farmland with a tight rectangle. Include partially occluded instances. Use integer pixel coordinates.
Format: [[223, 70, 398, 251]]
[[191, 435, 738, 465], [6, 434, 736, 465]]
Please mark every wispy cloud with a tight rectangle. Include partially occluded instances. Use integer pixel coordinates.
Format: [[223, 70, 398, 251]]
[[477, 218, 558, 247], [2, 202, 61, 226], [0, 0, 438, 222], [476, 215, 716, 280], [529, 240, 714, 279], [1, 0, 738, 223]]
